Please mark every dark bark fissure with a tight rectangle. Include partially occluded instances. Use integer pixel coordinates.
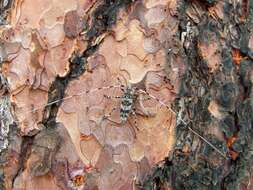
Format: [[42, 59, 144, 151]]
[[42, 0, 133, 127], [1, 0, 135, 189], [0, 0, 13, 26], [140, 0, 253, 190], [11, 134, 34, 187]]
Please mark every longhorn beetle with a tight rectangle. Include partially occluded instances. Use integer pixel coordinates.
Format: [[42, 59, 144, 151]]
[[102, 77, 155, 137], [19, 76, 228, 158]]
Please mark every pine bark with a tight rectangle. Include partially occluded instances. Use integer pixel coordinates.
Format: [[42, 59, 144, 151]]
[[0, 0, 252, 190]]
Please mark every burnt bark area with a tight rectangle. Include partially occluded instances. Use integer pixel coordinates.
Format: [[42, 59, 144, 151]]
[[0, 0, 13, 25], [140, 0, 253, 190], [0, 0, 253, 190]]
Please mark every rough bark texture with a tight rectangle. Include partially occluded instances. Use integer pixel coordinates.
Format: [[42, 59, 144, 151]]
[[0, 0, 252, 190]]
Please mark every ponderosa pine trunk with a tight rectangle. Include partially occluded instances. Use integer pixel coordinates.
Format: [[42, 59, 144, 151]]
[[0, 0, 252, 190]]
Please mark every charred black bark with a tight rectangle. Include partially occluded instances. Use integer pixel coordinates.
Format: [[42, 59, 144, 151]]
[[140, 0, 253, 190], [0, 0, 13, 25]]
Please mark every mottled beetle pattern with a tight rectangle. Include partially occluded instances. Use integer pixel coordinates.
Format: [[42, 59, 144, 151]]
[[119, 84, 135, 123], [102, 80, 148, 135], [20, 75, 227, 157]]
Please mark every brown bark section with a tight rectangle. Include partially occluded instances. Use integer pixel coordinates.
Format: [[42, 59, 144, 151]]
[[0, 0, 252, 190]]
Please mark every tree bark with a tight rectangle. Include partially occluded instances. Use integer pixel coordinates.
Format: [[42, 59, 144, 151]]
[[0, 0, 252, 190]]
